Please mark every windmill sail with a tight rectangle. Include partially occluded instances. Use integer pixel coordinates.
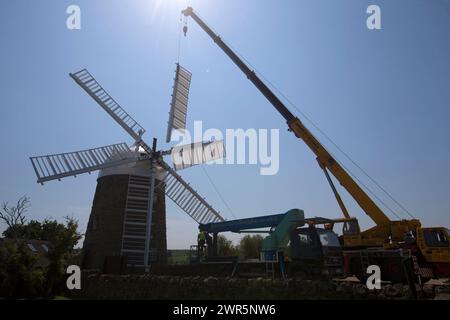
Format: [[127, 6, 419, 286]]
[[70, 69, 146, 142], [30, 143, 145, 184], [157, 160, 225, 224], [171, 140, 225, 170], [65, 68, 224, 225], [166, 64, 192, 142]]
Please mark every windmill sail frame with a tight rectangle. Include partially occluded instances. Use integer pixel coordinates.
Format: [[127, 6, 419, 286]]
[[30, 143, 146, 184], [70, 69, 146, 141], [32, 68, 226, 224], [166, 64, 192, 142], [171, 140, 225, 170]]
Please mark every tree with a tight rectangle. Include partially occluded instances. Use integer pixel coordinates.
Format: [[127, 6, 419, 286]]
[[217, 235, 238, 256], [0, 241, 45, 298], [43, 216, 82, 295], [1, 216, 82, 297], [239, 235, 264, 259], [3, 216, 81, 251], [0, 195, 30, 233], [3, 220, 42, 239]]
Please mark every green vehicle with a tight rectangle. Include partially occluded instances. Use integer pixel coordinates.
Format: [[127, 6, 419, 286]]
[[200, 209, 344, 278]]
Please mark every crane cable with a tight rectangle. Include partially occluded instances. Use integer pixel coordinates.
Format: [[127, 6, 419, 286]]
[[219, 37, 415, 221], [176, 13, 183, 64], [176, 13, 237, 221]]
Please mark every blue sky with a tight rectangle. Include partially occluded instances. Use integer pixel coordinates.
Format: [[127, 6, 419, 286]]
[[1, 0, 449, 248]]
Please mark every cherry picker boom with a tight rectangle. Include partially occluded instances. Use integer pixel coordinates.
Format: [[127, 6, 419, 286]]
[[182, 7, 450, 282]]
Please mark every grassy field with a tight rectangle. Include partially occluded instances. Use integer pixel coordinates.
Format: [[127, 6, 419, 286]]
[[167, 249, 190, 265]]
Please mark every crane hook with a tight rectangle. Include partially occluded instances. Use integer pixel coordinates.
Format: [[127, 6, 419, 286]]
[[183, 25, 188, 37]]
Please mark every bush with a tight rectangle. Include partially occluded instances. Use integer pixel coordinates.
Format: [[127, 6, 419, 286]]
[[0, 241, 45, 299], [1, 217, 82, 298]]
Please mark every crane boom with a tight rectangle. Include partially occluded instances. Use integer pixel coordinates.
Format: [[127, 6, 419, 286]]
[[182, 7, 391, 226]]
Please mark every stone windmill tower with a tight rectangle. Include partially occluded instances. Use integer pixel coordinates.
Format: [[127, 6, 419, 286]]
[[30, 66, 225, 271]]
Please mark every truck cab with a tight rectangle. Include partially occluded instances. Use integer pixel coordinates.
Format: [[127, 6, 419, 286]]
[[415, 227, 450, 278]]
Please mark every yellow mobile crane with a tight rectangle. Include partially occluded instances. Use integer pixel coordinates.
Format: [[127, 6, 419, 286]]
[[182, 7, 450, 282]]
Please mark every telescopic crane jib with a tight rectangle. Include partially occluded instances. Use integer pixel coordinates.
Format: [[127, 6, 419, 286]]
[[181, 6, 422, 248]]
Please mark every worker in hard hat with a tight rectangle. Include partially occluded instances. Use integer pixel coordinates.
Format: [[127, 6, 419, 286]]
[[197, 230, 207, 259]]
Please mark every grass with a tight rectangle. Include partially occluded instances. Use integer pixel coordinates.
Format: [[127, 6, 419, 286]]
[[167, 249, 190, 265]]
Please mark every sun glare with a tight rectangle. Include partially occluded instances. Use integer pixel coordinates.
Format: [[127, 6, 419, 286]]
[[137, 0, 189, 25]]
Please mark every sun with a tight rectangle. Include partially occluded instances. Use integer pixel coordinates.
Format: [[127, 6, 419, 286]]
[[149, 0, 189, 11], [137, 0, 189, 25]]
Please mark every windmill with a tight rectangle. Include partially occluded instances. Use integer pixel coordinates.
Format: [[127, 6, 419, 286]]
[[30, 65, 226, 271]]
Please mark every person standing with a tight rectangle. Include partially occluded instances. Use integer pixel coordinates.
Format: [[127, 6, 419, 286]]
[[197, 230, 206, 259]]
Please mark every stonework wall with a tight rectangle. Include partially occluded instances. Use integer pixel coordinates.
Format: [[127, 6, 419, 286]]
[[81, 174, 167, 270], [69, 274, 450, 300], [151, 182, 167, 265], [81, 175, 129, 270]]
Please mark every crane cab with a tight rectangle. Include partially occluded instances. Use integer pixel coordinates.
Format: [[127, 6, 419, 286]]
[[288, 224, 344, 277]]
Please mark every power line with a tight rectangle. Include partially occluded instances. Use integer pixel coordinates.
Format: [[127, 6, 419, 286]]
[[201, 165, 237, 219], [327, 149, 403, 220]]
